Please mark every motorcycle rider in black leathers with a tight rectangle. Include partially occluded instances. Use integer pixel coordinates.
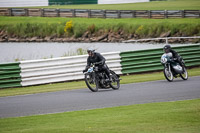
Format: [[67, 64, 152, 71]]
[[163, 44, 184, 67], [83, 49, 111, 81]]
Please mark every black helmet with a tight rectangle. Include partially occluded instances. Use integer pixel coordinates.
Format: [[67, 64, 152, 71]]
[[163, 45, 171, 50]]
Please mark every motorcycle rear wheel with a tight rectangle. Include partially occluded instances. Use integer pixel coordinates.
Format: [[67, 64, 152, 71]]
[[110, 70, 120, 90], [164, 67, 173, 82], [180, 67, 188, 80], [85, 73, 99, 92]]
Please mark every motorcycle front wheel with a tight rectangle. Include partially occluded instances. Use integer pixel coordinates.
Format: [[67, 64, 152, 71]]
[[110, 70, 120, 90], [164, 67, 173, 82], [84, 73, 99, 92], [180, 66, 188, 80]]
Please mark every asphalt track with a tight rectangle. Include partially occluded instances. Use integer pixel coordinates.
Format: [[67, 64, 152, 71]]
[[0, 76, 200, 118]]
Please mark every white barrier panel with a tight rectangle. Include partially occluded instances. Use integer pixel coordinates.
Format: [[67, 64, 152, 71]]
[[98, 0, 149, 4], [20, 52, 122, 86], [0, 0, 48, 7]]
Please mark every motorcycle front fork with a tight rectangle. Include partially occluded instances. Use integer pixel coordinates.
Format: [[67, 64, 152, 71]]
[[165, 64, 171, 72]]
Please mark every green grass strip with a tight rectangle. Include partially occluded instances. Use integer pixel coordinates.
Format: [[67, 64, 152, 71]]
[[0, 99, 199, 133], [0, 16, 200, 38], [0, 67, 199, 97]]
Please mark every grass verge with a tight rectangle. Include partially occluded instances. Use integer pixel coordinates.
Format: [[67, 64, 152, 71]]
[[0, 67, 200, 97], [0, 16, 200, 39], [0, 99, 199, 133]]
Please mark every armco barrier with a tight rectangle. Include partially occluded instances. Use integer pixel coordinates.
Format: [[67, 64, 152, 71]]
[[0, 45, 200, 88], [0, 51, 121, 88], [120, 44, 200, 74], [20, 51, 122, 86], [0, 62, 22, 88]]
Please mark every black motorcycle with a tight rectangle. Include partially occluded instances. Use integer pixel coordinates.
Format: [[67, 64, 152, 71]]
[[161, 52, 188, 82], [84, 64, 120, 92]]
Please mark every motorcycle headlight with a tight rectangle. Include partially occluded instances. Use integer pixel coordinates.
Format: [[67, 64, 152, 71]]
[[161, 58, 167, 64]]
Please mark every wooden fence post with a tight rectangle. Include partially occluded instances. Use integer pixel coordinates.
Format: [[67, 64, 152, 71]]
[[132, 10, 135, 18], [103, 10, 106, 18], [164, 10, 168, 19], [88, 9, 91, 18], [40, 8, 44, 17], [199, 10, 200, 18], [182, 10, 185, 18], [118, 10, 121, 18], [148, 10, 151, 18], [25, 8, 28, 16], [57, 9, 60, 17], [72, 9, 75, 17], [8, 8, 12, 16]]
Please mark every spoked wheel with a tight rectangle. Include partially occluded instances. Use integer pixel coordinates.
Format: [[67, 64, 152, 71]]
[[84, 73, 99, 92], [109, 70, 120, 90], [164, 67, 173, 82], [180, 66, 188, 80]]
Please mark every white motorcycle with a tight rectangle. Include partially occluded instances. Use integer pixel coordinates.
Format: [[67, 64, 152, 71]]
[[161, 52, 188, 82]]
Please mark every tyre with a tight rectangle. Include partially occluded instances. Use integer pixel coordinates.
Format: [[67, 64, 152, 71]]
[[84, 73, 99, 92], [110, 70, 120, 90], [164, 67, 173, 82], [180, 66, 188, 80]]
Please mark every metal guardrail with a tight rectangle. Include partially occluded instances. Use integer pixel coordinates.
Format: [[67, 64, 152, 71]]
[[123, 36, 200, 43], [0, 8, 199, 18], [0, 51, 121, 88], [120, 45, 200, 74], [0, 62, 22, 88], [20, 51, 121, 86], [0, 45, 199, 88]]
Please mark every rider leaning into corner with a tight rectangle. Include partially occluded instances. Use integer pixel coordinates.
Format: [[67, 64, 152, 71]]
[[163, 44, 184, 67], [83, 48, 111, 81]]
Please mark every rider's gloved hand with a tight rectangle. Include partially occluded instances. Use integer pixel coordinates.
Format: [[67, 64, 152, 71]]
[[83, 69, 87, 73]]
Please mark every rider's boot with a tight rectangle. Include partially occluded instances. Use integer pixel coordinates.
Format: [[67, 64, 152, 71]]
[[180, 63, 186, 73], [173, 74, 177, 78], [109, 77, 112, 82], [106, 77, 112, 82], [105, 69, 112, 82]]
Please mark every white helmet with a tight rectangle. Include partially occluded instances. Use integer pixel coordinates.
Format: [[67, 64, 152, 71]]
[[87, 48, 95, 54]]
